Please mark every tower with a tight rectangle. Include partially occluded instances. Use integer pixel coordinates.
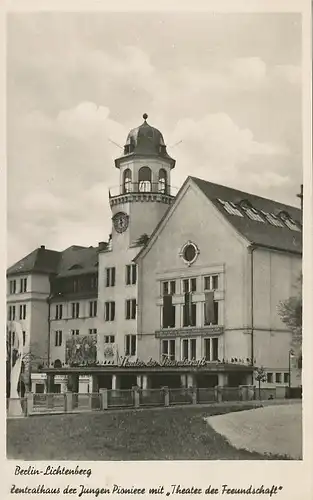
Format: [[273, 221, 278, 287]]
[[109, 114, 176, 244]]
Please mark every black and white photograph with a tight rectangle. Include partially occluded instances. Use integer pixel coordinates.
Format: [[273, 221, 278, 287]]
[[3, 0, 312, 490]]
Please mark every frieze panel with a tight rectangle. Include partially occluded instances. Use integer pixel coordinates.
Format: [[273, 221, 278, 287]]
[[155, 326, 223, 338], [65, 334, 97, 365]]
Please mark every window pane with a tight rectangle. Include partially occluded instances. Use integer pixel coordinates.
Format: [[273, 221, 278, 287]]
[[212, 338, 218, 360], [190, 339, 196, 359], [204, 339, 210, 360], [182, 339, 188, 359], [191, 278, 197, 292], [170, 281, 176, 295], [182, 279, 189, 293], [169, 340, 175, 359], [162, 282, 169, 295], [212, 275, 219, 289], [204, 277, 210, 290], [112, 267, 116, 286], [131, 335, 136, 355]]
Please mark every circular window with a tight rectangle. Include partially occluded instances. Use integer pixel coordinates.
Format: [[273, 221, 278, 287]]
[[180, 241, 199, 266]]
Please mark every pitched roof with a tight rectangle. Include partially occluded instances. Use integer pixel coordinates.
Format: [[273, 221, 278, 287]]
[[7, 245, 98, 277], [191, 176, 302, 254], [7, 247, 61, 276]]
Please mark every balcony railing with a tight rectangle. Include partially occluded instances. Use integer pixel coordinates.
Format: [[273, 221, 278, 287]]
[[109, 183, 178, 198]]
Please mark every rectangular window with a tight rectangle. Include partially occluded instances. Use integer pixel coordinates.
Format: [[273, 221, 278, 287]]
[[22, 331, 26, 346], [126, 299, 136, 320], [267, 372, 273, 383], [284, 373, 289, 384], [55, 330, 63, 347], [183, 293, 197, 326], [204, 275, 219, 290], [162, 280, 176, 296], [71, 302, 80, 318], [55, 304, 63, 320], [125, 334, 136, 356], [19, 304, 26, 320], [181, 338, 197, 361], [204, 338, 211, 361], [20, 278, 27, 293], [106, 267, 116, 287], [9, 280, 17, 294], [182, 278, 197, 293], [71, 329, 80, 336], [204, 296, 219, 326], [89, 300, 97, 317], [275, 373, 282, 383], [8, 305, 16, 321], [88, 328, 97, 335], [104, 335, 115, 343], [104, 301, 115, 321], [161, 339, 176, 360], [126, 264, 137, 285], [162, 295, 176, 328], [212, 338, 219, 361]]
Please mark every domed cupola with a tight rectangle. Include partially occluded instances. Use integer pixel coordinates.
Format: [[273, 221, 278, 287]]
[[115, 114, 175, 169]]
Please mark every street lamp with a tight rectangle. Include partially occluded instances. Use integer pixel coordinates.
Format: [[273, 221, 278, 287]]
[[288, 349, 294, 395]]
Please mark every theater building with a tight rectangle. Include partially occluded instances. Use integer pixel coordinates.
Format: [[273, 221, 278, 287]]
[[6, 114, 302, 394]]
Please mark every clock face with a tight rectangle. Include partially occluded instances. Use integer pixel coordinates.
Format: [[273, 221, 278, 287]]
[[113, 212, 129, 233]]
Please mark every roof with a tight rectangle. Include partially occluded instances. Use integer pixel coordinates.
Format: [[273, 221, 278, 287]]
[[7, 247, 61, 276], [7, 245, 98, 277], [115, 114, 175, 169], [135, 176, 302, 262], [191, 177, 302, 254]]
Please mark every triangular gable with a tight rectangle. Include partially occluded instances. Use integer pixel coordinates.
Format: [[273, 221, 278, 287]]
[[133, 176, 250, 263]]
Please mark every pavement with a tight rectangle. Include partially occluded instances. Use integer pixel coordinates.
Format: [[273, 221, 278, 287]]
[[205, 402, 302, 459]]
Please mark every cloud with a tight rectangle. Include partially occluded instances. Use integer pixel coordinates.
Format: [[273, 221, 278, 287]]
[[7, 14, 302, 265]]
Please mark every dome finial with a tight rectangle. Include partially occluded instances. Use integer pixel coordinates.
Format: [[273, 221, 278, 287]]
[[143, 113, 148, 121]]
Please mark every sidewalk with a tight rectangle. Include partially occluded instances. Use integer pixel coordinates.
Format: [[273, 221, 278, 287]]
[[205, 402, 302, 459]]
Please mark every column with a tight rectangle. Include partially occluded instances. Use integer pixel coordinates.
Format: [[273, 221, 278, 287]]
[[46, 374, 55, 409], [187, 373, 196, 388], [218, 372, 228, 387], [67, 374, 79, 409], [112, 374, 120, 390], [180, 374, 187, 388], [136, 375, 142, 388], [90, 374, 99, 410], [142, 375, 149, 390]]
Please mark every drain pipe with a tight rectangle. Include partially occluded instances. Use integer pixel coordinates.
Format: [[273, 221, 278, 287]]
[[248, 245, 256, 370]]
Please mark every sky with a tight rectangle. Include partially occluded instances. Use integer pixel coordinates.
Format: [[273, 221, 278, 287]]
[[7, 11, 302, 266]]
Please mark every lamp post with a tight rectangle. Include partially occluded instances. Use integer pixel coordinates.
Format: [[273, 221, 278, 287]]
[[288, 349, 294, 395]]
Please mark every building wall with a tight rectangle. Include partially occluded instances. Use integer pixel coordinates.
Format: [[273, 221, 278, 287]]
[[49, 298, 99, 365], [7, 273, 51, 371], [98, 235, 140, 363], [252, 248, 302, 384], [137, 182, 249, 361]]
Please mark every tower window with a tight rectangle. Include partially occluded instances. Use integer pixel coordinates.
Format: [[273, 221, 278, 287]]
[[138, 166, 152, 192], [158, 168, 167, 193], [123, 169, 132, 193]]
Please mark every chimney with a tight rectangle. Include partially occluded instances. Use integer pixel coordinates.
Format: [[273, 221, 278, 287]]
[[98, 241, 108, 251]]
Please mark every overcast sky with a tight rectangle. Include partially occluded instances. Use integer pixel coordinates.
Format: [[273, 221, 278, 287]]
[[7, 12, 302, 266]]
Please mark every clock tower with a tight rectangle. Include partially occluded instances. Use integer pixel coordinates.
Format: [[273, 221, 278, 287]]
[[109, 114, 176, 245]]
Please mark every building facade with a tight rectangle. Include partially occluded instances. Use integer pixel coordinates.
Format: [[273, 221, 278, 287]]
[[6, 114, 302, 395]]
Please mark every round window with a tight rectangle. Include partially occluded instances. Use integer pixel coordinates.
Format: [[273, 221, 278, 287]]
[[180, 241, 199, 266], [183, 244, 196, 262]]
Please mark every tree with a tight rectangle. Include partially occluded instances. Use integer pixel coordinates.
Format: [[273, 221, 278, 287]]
[[278, 274, 302, 368], [254, 366, 267, 400]]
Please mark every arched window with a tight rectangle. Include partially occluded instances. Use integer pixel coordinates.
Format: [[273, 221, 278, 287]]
[[123, 169, 132, 193], [54, 359, 62, 369], [158, 168, 167, 193], [138, 166, 152, 192]]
